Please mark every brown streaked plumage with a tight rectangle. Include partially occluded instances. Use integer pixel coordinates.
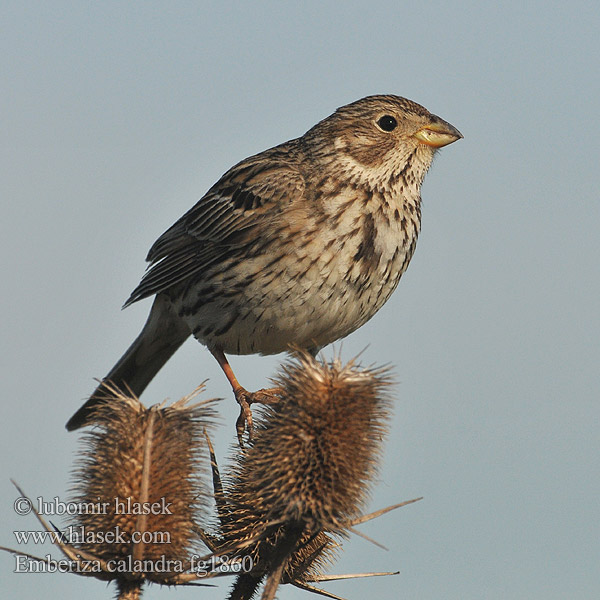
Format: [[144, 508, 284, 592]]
[[66, 95, 462, 436]]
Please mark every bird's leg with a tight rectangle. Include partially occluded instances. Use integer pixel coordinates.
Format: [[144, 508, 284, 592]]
[[209, 347, 282, 445], [210, 348, 253, 443]]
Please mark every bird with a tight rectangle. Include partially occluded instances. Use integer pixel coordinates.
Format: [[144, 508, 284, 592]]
[[66, 94, 462, 439]]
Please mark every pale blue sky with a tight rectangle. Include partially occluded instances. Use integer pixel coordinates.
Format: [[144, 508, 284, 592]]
[[2, 2, 599, 599]]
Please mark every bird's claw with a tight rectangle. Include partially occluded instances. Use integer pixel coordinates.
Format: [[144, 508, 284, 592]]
[[234, 387, 283, 447], [235, 392, 254, 447]]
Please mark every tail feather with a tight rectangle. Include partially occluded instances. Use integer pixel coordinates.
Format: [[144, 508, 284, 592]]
[[66, 295, 190, 430]]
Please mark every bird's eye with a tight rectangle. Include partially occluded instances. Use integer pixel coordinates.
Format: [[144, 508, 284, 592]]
[[377, 115, 398, 132]]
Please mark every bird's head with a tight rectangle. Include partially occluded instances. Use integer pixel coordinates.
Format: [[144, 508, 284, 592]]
[[304, 95, 462, 190]]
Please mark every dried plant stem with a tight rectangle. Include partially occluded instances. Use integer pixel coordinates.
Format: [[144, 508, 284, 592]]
[[260, 529, 303, 600], [117, 579, 143, 600], [228, 574, 262, 600], [132, 409, 156, 562]]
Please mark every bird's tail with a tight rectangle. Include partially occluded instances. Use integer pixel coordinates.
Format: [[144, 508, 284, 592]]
[[66, 294, 191, 430]]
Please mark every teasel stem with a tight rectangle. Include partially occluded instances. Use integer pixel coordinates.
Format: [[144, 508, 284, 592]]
[[132, 408, 156, 564]]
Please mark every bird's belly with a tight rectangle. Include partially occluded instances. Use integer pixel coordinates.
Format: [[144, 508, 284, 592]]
[[176, 236, 412, 356]]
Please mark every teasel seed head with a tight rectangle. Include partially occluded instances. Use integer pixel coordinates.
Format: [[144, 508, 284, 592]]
[[69, 383, 218, 585], [232, 351, 392, 532], [213, 352, 393, 599]]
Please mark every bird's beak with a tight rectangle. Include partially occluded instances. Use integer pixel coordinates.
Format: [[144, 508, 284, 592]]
[[414, 119, 463, 148]]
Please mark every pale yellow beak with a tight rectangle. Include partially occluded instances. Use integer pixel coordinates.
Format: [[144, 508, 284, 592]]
[[414, 119, 463, 148]]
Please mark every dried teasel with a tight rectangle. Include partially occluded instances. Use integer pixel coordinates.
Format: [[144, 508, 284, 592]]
[[70, 384, 216, 565], [199, 352, 417, 600], [1, 385, 219, 599], [240, 351, 393, 528], [200, 438, 421, 600]]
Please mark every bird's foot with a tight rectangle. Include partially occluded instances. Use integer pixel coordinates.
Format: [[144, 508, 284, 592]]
[[234, 387, 283, 446]]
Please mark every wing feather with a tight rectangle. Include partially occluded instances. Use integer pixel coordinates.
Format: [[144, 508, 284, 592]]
[[124, 143, 306, 307]]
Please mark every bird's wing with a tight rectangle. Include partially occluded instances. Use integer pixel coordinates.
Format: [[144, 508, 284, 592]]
[[124, 148, 306, 306]]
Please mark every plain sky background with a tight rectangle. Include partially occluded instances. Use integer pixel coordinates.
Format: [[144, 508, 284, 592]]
[[1, 1, 598, 599]]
